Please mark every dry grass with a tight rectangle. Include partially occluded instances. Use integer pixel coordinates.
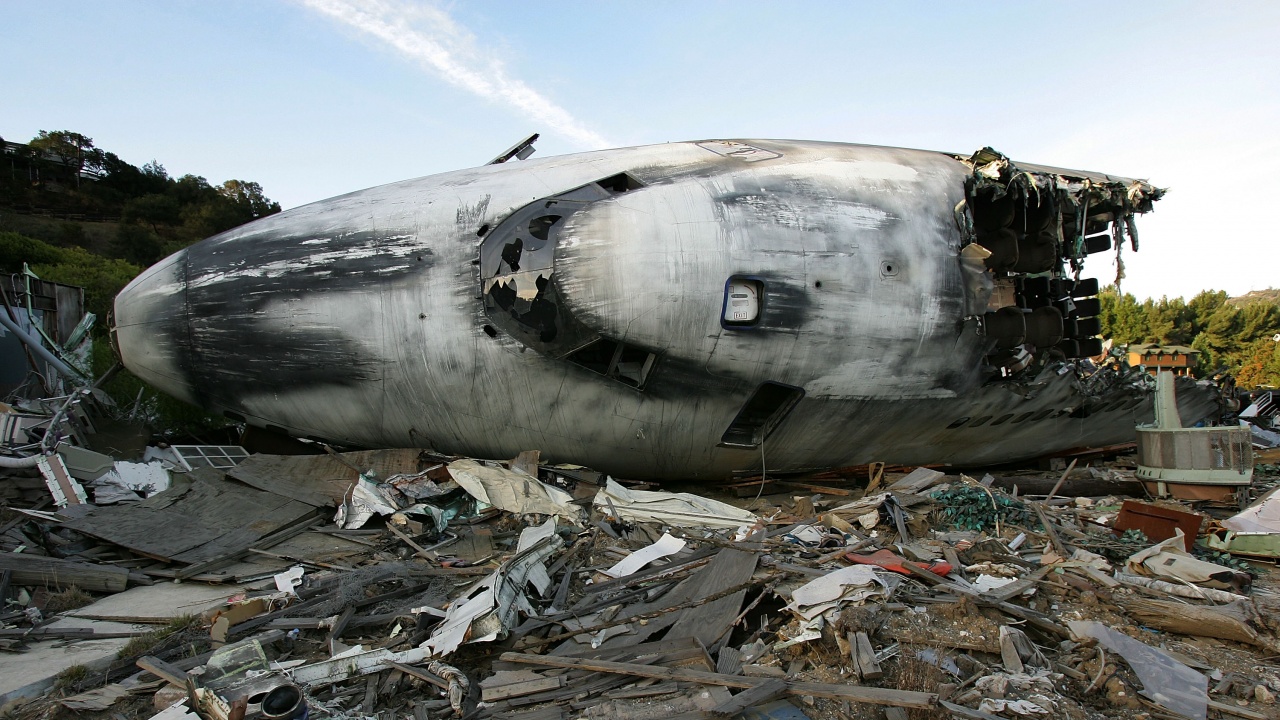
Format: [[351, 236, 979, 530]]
[[42, 587, 93, 614], [890, 645, 951, 720], [52, 665, 89, 692], [115, 614, 201, 660]]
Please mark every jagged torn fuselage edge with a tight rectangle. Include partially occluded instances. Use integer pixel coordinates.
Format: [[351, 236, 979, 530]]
[[111, 139, 1217, 480]]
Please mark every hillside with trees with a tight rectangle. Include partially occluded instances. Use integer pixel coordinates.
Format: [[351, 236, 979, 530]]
[[1099, 288, 1280, 388], [1, 129, 285, 435], [0, 129, 282, 322]]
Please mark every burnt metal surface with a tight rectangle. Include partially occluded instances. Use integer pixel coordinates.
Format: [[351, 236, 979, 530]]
[[112, 139, 1219, 480]]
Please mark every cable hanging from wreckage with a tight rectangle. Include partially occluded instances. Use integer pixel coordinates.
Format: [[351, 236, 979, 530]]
[[956, 146, 1162, 384]]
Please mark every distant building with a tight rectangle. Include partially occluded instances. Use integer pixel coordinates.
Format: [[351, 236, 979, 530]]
[[1127, 342, 1200, 376]]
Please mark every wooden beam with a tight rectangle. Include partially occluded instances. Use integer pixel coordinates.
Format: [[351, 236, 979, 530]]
[[499, 652, 937, 709], [481, 676, 564, 702], [710, 679, 787, 717], [136, 656, 189, 686], [0, 552, 128, 593], [851, 632, 883, 680], [774, 481, 854, 496]]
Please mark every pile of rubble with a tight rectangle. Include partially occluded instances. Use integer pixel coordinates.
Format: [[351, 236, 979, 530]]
[[7, 434, 1280, 720]]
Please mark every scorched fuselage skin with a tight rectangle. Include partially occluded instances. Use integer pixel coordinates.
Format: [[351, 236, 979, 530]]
[[111, 139, 1215, 479]]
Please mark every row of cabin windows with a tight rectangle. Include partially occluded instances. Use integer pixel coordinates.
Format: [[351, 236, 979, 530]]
[[944, 396, 1144, 430]]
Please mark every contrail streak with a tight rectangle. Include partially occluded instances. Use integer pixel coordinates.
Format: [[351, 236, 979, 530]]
[[300, 0, 612, 149]]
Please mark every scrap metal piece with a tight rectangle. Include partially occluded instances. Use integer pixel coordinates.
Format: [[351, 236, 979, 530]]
[[36, 453, 87, 507], [1068, 620, 1207, 720], [447, 459, 579, 519], [422, 518, 563, 657]]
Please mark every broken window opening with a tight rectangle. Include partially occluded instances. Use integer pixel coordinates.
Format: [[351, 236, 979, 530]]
[[527, 215, 561, 246], [968, 415, 993, 428], [946, 417, 971, 429], [596, 172, 645, 194], [719, 382, 805, 448], [478, 172, 650, 358], [500, 238, 524, 272], [989, 413, 1015, 427], [565, 337, 658, 389]]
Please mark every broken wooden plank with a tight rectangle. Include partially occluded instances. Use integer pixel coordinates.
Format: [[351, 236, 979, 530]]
[[710, 679, 787, 717], [175, 512, 324, 579], [0, 627, 137, 639], [716, 646, 743, 675], [1118, 597, 1262, 646], [510, 450, 541, 478], [604, 682, 681, 699], [900, 560, 950, 586], [328, 605, 356, 655], [136, 656, 189, 686], [361, 675, 378, 715], [0, 552, 129, 592], [885, 467, 945, 494], [774, 480, 854, 496], [980, 566, 1052, 603], [1206, 697, 1268, 720], [851, 632, 882, 680], [481, 676, 565, 702], [665, 548, 759, 646], [384, 661, 449, 691], [500, 652, 937, 709]]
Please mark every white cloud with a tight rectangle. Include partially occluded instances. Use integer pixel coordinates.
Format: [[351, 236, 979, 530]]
[[299, 0, 612, 150]]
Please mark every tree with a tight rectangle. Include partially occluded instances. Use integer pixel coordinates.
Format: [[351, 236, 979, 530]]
[[1199, 304, 1244, 360], [28, 130, 105, 188], [1239, 301, 1280, 344], [123, 193, 181, 232], [1235, 338, 1280, 389], [1098, 286, 1149, 344], [111, 223, 164, 266], [1186, 290, 1228, 338], [171, 174, 217, 205], [218, 179, 281, 220], [98, 152, 169, 198]]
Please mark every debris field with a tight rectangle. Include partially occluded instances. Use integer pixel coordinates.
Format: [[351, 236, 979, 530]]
[[7, 425, 1280, 720]]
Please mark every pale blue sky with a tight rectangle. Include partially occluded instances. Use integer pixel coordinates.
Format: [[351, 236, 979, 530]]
[[4, 1, 1278, 301]]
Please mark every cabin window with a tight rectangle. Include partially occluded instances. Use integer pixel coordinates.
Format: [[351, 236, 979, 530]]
[[722, 277, 763, 328]]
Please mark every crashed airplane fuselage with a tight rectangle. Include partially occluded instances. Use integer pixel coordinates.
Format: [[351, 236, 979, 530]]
[[112, 139, 1218, 479]]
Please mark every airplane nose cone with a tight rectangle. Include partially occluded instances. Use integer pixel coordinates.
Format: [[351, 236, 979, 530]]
[[112, 250, 199, 405]]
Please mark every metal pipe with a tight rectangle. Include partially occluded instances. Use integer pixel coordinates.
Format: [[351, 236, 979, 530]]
[[0, 311, 84, 382], [0, 454, 43, 468]]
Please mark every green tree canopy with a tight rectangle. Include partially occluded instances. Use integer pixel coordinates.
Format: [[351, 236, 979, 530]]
[[29, 130, 105, 187]]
